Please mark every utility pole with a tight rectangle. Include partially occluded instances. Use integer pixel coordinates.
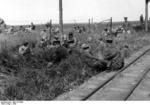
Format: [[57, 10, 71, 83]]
[[110, 17, 112, 33], [88, 18, 91, 33], [49, 20, 52, 43], [91, 18, 94, 31], [145, 0, 149, 32], [59, 0, 63, 36]]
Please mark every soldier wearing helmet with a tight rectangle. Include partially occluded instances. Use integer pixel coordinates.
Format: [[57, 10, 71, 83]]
[[19, 42, 31, 59], [52, 35, 61, 48], [67, 32, 77, 48], [81, 43, 92, 56], [102, 37, 124, 71], [30, 22, 35, 30], [80, 43, 107, 72]]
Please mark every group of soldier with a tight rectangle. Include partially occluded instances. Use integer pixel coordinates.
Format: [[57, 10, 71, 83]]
[[2, 15, 149, 72], [17, 22, 125, 72], [73, 25, 86, 34], [0, 17, 125, 72]]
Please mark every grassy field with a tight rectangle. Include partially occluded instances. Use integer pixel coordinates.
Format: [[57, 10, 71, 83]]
[[0, 23, 150, 100]]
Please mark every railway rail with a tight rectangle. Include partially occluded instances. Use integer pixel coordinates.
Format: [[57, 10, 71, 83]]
[[55, 46, 150, 101]]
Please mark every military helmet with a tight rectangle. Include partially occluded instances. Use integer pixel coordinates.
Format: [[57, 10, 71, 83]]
[[105, 37, 113, 43], [81, 44, 90, 50], [23, 42, 29, 46], [68, 32, 73, 36]]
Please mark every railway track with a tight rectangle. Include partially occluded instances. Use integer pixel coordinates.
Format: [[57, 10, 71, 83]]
[[55, 46, 150, 101]]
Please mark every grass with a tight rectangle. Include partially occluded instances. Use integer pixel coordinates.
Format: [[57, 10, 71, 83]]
[[0, 47, 98, 100], [0, 27, 150, 100]]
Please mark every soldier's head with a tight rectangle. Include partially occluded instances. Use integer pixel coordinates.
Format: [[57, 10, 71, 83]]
[[31, 22, 34, 25], [23, 42, 29, 47], [104, 28, 108, 32], [106, 37, 113, 44], [43, 29, 46, 32], [99, 38, 105, 45], [81, 44, 90, 51], [68, 32, 74, 39], [53, 40, 61, 48], [124, 17, 128, 22], [124, 44, 129, 49]]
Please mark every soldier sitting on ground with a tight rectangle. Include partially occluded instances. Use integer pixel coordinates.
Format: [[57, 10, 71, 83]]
[[121, 44, 131, 58], [30, 22, 35, 30], [102, 28, 110, 37], [38, 38, 48, 48], [19, 26, 26, 31], [19, 42, 30, 55], [102, 37, 124, 71], [81, 44, 93, 56], [38, 30, 50, 48], [49, 40, 69, 64], [62, 34, 69, 48], [52, 36, 61, 48], [7, 26, 16, 34], [80, 43, 107, 72], [67, 32, 77, 48], [40, 29, 49, 41]]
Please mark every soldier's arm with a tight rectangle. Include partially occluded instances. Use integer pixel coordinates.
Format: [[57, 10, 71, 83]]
[[104, 51, 118, 60]]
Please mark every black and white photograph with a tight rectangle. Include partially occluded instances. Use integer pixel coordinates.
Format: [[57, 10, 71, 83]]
[[0, 0, 150, 103]]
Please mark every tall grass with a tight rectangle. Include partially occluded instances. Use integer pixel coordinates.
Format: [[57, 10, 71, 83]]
[[0, 46, 98, 100], [0, 31, 41, 53], [0, 30, 150, 100]]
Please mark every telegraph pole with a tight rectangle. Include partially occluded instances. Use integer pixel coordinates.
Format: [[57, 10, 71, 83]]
[[145, 0, 149, 32], [49, 20, 52, 43], [88, 19, 91, 33], [59, 0, 63, 36], [110, 17, 112, 33]]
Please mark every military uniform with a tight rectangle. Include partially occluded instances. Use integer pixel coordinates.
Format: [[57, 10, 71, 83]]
[[67, 32, 77, 48], [81, 44, 107, 72], [102, 38, 124, 71], [52, 36, 61, 48], [19, 42, 32, 62], [31, 22, 35, 30], [19, 43, 30, 55]]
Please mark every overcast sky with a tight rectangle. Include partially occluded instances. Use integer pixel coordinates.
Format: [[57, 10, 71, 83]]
[[0, 0, 147, 25]]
